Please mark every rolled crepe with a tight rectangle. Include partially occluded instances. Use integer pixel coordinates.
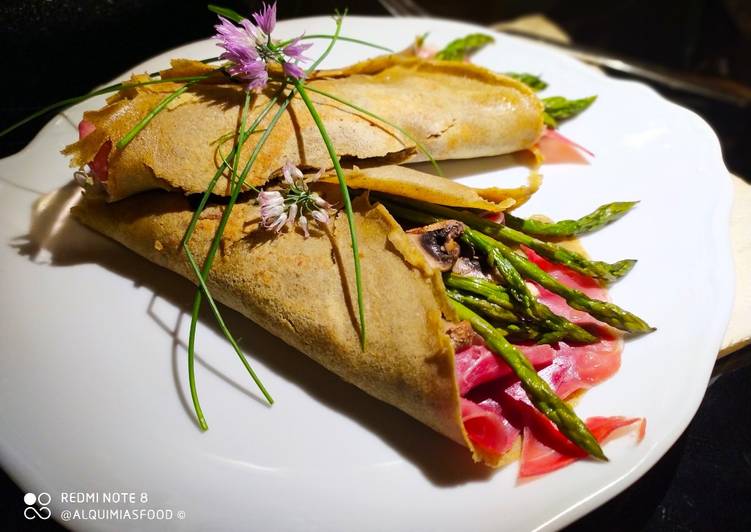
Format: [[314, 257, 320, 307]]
[[64, 56, 544, 201], [71, 190, 511, 467]]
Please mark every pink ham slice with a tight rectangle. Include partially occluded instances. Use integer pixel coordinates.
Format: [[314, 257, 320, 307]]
[[78, 119, 96, 139], [519, 417, 645, 477], [457, 247, 638, 474], [536, 127, 593, 165], [461, 398, 519, 455], [521, 246, 623, 398], [77, 120, 111, 181], [455, 343, 554, 395]]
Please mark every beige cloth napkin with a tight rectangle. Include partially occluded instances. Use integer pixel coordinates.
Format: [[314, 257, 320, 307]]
[[721, 175, 751, 355], [495, 15, 750, 357]]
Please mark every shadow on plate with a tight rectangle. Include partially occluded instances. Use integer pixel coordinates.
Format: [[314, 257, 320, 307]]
[[12, 180, 495, 486]]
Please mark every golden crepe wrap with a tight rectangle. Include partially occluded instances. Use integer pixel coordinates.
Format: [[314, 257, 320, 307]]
[[63, 56, 544, 201], [71, 190, 514, 467], [321, 164, 518, 212]]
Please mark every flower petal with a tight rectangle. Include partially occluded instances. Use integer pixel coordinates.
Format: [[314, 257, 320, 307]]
[[283, 37, 313, 62], [311, 209, 329, 224], [299, 215, 310, 237], [282, 61, 306, 80], [287, 203, 298, 226], [252, 2, 277, 36]]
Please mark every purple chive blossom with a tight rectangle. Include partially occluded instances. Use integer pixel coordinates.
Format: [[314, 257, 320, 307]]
[[213, 3, 312, 88], [282, 61, 306, 80], [282, 37, 313, 80], [259, 161, 332, 237], [283, 37, 313, 61], [252, 2, 277, 36], [213, 16, 268, 90]]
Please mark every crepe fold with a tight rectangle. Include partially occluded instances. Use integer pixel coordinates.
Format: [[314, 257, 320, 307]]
[[63, 55, 544, 201], [71, 190, 510, 467], [320, 164, 518, 212]]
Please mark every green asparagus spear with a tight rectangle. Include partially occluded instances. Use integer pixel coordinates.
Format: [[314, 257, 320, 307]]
[[444, 274, 514, 310], [469, 230, 655, 333], [446, 289, 519, 323], [503, 201, 638, 239], [446, 275, 592, 343], [448, 298, 607, 460], [543, 95, 597, 127], [461, 230, 599, 344], [504, 72, 548, 91], [381, 201, 599, 343], [446, 290, 567, 344], [386, 197, 634, 283], [435, 33, 495, 61]]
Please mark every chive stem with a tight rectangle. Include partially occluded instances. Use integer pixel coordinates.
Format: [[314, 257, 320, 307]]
[[280, 34, 393, 53], [296, 13, 367, 348], [306, 10, 345, 74], [296, 80, 367, 348], [184, 90, 291, 424], [115, 80, 199, 150], [0, 75, 212, 138]]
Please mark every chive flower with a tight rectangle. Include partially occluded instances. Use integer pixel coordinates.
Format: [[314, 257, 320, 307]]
[[259, 161, 331, 237], [213, 2, 313, 91]]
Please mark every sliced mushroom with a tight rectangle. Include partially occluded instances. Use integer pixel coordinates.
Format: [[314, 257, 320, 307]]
[[445, 320, 481, 351], [452, 256, 487, 279], [407, 220, 464, 271]]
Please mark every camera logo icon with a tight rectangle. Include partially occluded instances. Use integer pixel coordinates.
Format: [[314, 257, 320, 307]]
[[24, 492, 51, 520]]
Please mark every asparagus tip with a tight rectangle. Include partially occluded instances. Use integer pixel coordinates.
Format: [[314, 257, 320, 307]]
[[594, 450, 609, 462], [611, 259, 637, 279]]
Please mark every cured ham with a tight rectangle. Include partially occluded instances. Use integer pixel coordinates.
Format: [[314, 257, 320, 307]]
[[455, 343, 554, 395], [457, 245, 636, 475], [536, 127, 593, 165], [460, 398, 518, 455], [519, 417, 645, 477], [78, 120, 110, 181], [78, 119, 96, 140]]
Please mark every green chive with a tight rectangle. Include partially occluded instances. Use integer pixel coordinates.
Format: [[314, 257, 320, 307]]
[[0, 75, 213, 139], [115, 81, 199, 150], [296, 81, 366, 348], [290, 14, 365, 347], [182, 91, 285, 430]]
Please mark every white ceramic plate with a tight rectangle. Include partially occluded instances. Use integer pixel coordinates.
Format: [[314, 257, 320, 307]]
[[0, 16, 734, 532]]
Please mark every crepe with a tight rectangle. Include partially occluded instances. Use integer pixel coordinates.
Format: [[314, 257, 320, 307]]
[[320, 164, 518, 212], [63, 55, 544, 201], [71, 190, 510, 467]]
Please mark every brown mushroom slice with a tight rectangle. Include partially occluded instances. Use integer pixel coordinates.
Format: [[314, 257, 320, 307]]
[[452, 256, 487, 279], [406, 220, 465, 272], [445, 320, 480, 352]]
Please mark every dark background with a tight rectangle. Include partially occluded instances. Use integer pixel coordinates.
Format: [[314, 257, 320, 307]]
[[1, 1, 750, 530]]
